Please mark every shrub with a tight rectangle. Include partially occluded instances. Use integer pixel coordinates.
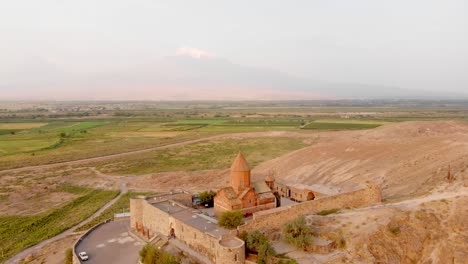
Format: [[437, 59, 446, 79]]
[[317, 208, 340, 216], [245, 230, 268, 252], [219, 211, 243, 229], [389, 226, 400, 235], [239, 230, 275, 264], [278, 259, 298, 264], [257, 241, 275, 264], [139, 244, 179, 264], [199, 191, 216, 207], [338, 237, 346, 248], [65, 248, 73, 264], [282, 215, 313, 249]]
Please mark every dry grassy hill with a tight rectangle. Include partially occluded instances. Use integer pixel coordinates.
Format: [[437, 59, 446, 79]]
[[248, 121, 468, 263], [253, 120, 468, 199]]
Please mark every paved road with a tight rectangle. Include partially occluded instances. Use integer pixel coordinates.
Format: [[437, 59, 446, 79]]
[[3, 130, 295, 263], [3, 135, 228, 263], [75, 220, 142, 264], [0, 134, 229, 173], [5, 179, 133, 264]]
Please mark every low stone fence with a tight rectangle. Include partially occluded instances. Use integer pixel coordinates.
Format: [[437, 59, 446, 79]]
[[72, 219, 112, 264], [238, 184, 382, 234]]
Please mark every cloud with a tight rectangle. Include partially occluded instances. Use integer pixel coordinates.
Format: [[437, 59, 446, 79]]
[[176, 47, 215, 59]]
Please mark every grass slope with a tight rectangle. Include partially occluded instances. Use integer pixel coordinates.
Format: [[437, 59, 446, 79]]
[[303, 122, 381, 130], [95, 137, 307, 175], [0, 187, 119, 262], [0, 117, 381, 170], [76, 191, 154, 232]]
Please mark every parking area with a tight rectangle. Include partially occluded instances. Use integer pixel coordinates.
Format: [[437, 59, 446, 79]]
[[75, 220, 143, 264]]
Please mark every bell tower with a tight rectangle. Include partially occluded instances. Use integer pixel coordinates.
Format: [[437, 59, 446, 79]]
[[230, 152, 251, 193]]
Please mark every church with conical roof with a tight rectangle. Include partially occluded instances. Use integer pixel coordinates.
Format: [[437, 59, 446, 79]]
[[214, 152, 278, 217]]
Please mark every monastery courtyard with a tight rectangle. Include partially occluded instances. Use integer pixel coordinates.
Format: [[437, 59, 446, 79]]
[[123, 152, 375, 264]]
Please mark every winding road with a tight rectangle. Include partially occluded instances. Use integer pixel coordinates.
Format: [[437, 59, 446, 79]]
[[0, 134, 229, 174], [5, 176, 137, 264], [3, 131, 304, 263], [3, 134, 233, 263]]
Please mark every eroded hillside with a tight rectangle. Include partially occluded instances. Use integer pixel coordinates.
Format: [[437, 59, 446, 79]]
[[246, 121, 468, 263], [290, 182, 468, 264], [253, 121, 468, 199]]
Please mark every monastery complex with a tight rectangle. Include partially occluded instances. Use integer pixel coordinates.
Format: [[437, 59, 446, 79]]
[[129, 153, 382, 264]]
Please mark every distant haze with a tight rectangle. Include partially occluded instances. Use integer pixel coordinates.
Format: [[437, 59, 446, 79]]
[[1, 1, 467, 100]]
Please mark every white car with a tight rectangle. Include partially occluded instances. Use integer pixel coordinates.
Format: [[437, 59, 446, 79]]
[[78, 252, 89, 261]]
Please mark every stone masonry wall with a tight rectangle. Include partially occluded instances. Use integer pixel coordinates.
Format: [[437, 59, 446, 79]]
[[171, 216, 219, 262], [216, 234, 245, 264], [130, 197, 143, 230], [238, 185, 382, 234], [130, 196, 245, 263]]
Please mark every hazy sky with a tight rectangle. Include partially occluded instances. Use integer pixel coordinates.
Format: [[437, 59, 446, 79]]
[[1, 0, 467, 100]]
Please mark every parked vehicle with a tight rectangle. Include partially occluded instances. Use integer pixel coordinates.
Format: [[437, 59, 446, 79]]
[[78, 252, 89, 261]]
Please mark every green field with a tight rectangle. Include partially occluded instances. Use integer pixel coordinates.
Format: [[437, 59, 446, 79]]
[[3, 100, 466, 171], [0, 118, 308, 170], [0, 120, 199, 170], [1, 101, 467, 262], [94, 137, 307, 175], [302, 122, 382, 130], [0, 121, 105, 155], [0, 186, 119, 262], [76, 191, 154, 232], [0, 123, 48, 130], [174, 119, 227, 125]]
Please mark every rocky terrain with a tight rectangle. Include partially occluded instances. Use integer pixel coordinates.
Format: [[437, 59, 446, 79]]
[[286, 181, 468, 264], [253, 120, 468, 200], [249, 121, 468, 263], [5, 121, 467, 263], [128, 121, 468, 263]]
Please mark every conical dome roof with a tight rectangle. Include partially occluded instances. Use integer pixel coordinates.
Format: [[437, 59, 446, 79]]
[[230, 152, 250, 172]]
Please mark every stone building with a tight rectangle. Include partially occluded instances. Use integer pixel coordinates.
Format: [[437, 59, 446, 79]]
[[214, 152, 324, 217], [270, 180, 316, 202], [128, 152, 382, 264], [214, 153, 277, 217], [130, 192, 245, 264]]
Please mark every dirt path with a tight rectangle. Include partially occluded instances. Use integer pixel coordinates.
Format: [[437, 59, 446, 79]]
[[5, 176, 137, 264], [347, 182, 467, 215], [0, 131, 309, 174], [4, 130, 312, 263]]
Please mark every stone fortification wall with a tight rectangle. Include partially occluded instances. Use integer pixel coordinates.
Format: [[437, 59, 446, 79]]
[[238, 185, 382, 233], [171, 215, 219, 262], [130, 196, 245, 264], [217, 234, 245, 264], [130, 192, 192, 233], [130, 197, 143, 230], [130, 197, 172, 234]]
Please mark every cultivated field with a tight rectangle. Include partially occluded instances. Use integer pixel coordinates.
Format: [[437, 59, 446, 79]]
[[0, 185, 118, 262], [1, 100, 468, 263]]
